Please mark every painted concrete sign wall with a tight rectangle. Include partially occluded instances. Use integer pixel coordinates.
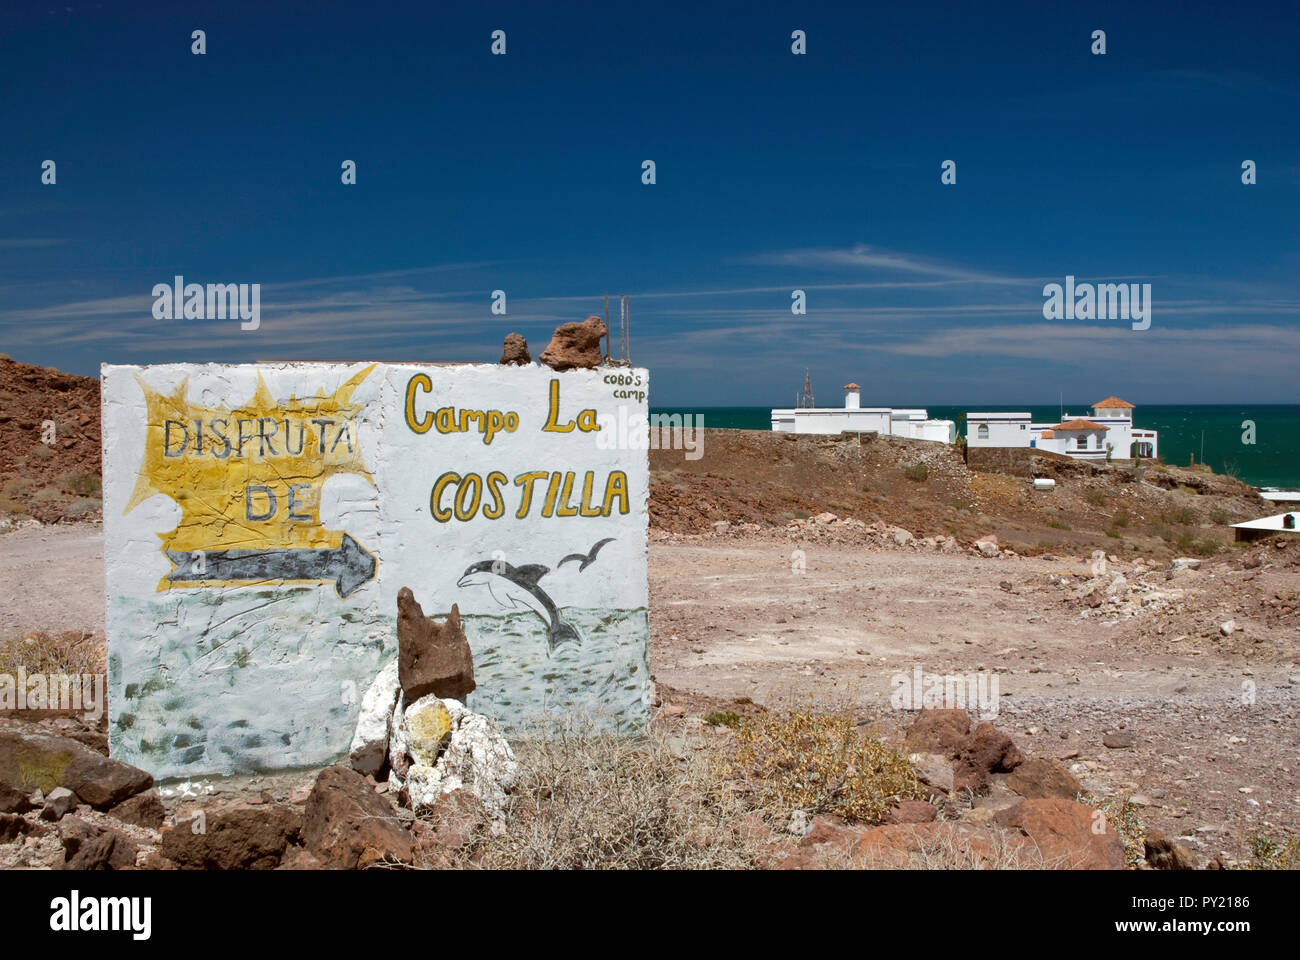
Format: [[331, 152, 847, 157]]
[[102, 362, 650, 779]]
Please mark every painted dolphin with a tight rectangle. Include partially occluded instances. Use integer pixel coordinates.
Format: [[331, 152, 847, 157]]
[[557, 537, 616, 572], [456, 559, 581, 653]]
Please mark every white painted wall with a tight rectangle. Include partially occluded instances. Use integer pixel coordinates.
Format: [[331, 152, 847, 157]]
[[966, 414, 1032, 448], [102, 362, 650, 779]]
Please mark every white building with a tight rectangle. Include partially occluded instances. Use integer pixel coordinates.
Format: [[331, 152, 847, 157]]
[[966, 396, 1158, 461], [1232, 512, 1300, 542], [771, 383, 956, 442]]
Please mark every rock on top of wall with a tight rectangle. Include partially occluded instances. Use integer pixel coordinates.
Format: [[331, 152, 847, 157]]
[[539, 316, 607, 371]]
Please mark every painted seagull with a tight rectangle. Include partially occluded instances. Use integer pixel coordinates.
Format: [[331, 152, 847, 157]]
[[557, 537, 616, 572], [456, 559, 581, 654]]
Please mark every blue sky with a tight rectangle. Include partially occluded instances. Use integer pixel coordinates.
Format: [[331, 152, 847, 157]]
[[1, 0, 1297, 404]]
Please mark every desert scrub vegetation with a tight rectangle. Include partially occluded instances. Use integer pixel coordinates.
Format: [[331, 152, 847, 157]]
[[726, 708, 926, 824], [0, 630, 105, 677], [58, 470, 101, 497], [1083, 487, 1108, 508], [902, 463, 929, 482], [1247, 834, 1300, 870], [458, 724, 779, 870]]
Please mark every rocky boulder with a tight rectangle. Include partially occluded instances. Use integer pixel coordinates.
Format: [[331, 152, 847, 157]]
[[396, 697, 518, 820], [539, 315, 607, 371], [1006, 758, 1084, 800], [59, 816, 139, 870], [397, 588, 475, 702], [348, 660, 400, 776], [0, 783, 34, 814], [499, 332, 531, 365], [300, 765, 413, 869], [994, 798, 1126, 870], [0, 719, 152, 809], [160, 804, 301, 870], [904, 709, 971, 758], [412, 788, 488, 868], [1144, 828, 1197, 870], [954, 723, 1023, 794], [108, 791, 167, 829]]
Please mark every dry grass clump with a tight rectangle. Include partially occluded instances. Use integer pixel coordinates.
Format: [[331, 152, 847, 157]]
[[463, 722, 778, 870], [728, 708, 926, 824], [0, 630, 105, 677]]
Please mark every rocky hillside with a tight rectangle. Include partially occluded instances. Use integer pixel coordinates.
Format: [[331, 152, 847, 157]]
[[0, 357, 101, 525], [650, 428, 1264, 558]]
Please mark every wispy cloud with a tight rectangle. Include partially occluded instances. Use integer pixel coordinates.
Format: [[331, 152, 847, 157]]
[[733, 244, 1028, 284]]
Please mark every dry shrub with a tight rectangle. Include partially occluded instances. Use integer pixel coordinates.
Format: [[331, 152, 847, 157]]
[[0, 630, 105, 677], [59, 471, 101, 497], [1248, 834, 1300, 870], [461, 721, 777, 870], [730, 709, 925, 824]]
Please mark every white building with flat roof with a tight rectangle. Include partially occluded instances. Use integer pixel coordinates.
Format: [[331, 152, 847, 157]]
[[772, 383, 956, 442], [966, 396, 1158, 461]]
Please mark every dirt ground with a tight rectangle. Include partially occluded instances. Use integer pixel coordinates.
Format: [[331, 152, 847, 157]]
[[649, 532, 1300, 866], [3, 522, 1297, 865]]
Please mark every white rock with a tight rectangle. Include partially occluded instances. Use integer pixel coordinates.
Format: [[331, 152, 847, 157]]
[[388, 690, 409, 777], [1171, 557, 1202, 571], [975, 538, 999, 558], [348, 660, 400, 775], [1219, 620, 1236, 636], [891, 527, 915, 547], [399, 697, 518, 820], [814, 512, 838, 525]]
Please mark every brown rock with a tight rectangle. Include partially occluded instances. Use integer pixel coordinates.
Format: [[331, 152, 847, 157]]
[[39, 786, 78, 821], [1103, 730, 1137, 749], [499, 333, 531, 366], [413, 788, 487, 868], [397, 588, 475, 702], [797, 814, 862, 850], [160, 804, 301, 870], [994, 798, 1126, 870], [0, 811, 47, 842], [0, 783, 34, 814], [885, 800, 938, 824], [848, 821, 1014, 869], [0, 718, 152, 809], [108, 791, 166, 829], [538, 315, 607, 371], [59, 816, 138, 870], [1144, 828, 1197, 870], [904, 709, 971, 758], [275, 846, 324, 870], [300, 765, 413, 869], [954, 723, 1024, 794], [1006, 758, 1084, 800]]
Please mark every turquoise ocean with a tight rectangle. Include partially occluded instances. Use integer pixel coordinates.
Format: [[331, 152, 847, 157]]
[[651, 405, 1300, 491]]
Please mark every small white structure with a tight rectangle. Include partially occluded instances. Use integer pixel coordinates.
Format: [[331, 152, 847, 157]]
[[966, 396, 1158, 461], [772, 383, 955, 442], [1232, 512, 1300, 542], [1260, 491, 1300, 508]]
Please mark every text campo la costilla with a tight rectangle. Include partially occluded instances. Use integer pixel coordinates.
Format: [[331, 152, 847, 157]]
[[156, 375, 636, 524]]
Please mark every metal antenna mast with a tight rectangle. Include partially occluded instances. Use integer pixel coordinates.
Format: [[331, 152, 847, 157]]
[[798, 368, 815, 408]]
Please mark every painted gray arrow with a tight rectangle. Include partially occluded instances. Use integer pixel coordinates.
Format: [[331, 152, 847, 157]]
[[163, 533, 377, 598]]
